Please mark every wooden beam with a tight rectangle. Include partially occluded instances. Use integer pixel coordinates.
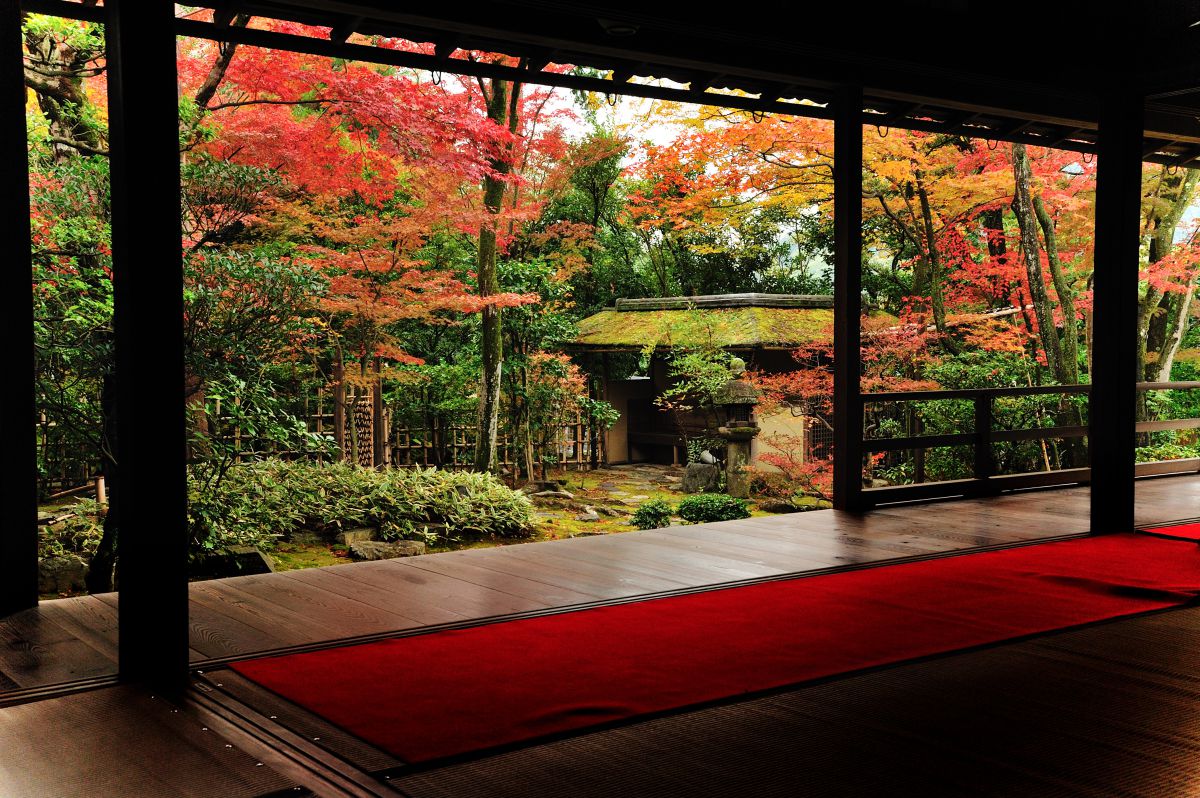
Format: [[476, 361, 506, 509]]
[[106, 0, 189, 693], [1089, 89, 1143, 534], [832, 83, 864, 512], [0, 0, 39, 617], [328, 15, 363, 44]]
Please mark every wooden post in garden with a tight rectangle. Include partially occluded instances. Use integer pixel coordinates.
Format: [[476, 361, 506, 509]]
[[107, 0, 189, 693], [832, 83, 865, 512], [0, 0, 40, 617], [1089, 88, 1143, 533]]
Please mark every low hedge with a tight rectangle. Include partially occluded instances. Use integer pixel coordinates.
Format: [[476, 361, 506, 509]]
[[675, 493, 751, 524], [188, 459, 534, 559], [630, 498, 673, 530]]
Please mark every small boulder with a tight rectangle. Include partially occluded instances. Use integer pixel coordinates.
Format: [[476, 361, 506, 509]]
[[682, 462, 721, 493], [574, 506, 602, 522], [38, 555, 88, 594], [349, 540, 426, 560]]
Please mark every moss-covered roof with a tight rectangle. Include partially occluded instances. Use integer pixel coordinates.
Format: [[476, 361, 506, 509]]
[[571, 306, 836, 349]]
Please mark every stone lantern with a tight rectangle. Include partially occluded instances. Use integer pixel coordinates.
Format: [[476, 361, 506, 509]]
[[715, 358, 761, 498]]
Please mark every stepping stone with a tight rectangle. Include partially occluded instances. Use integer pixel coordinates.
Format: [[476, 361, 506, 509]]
[[349, 540, 426, 560], [574, 506, 601, 522], [532, 490, 575, 500]]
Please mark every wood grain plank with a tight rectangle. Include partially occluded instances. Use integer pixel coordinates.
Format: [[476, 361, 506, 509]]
[[403, 554, 608, 606]]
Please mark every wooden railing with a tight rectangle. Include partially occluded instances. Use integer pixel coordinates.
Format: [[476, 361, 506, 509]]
[[859, 381, 1200, 507]]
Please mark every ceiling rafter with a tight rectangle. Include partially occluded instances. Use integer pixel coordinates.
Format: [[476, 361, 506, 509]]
[[36, 0, 1198, 162]]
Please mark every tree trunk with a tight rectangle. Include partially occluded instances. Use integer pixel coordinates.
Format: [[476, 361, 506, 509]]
[[1011, 143, 1065, 383], [474, 76, 520, 472], [1033, 196, 1080, 384], [915, 173, 946, 333], [1138, 167, 1200, 385], [1155, 283, 1194, 381]]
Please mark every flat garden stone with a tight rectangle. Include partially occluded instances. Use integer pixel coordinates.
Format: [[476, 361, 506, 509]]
[[200, 546, 277, 578], [532, 489, 575, 500], [349, 540, 425, 560]]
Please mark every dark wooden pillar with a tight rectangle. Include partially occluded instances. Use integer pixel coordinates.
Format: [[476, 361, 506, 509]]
[[832, 84, 864, 512], [0, 0, 39, 617], [1089, 90, 1143, 533], [107, 0, 189, 692]]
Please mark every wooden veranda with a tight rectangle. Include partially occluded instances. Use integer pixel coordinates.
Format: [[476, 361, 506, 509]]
[[2, 474, 1199, 796], [3, 474, 1198, 695]]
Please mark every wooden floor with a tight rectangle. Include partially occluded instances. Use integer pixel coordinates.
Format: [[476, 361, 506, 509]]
[[0, 685, 311, 797], [1, 475, 1198, 797], [2, 475, 1198, 693]]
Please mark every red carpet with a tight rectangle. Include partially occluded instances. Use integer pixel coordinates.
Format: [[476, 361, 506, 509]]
[[1140, 521, 1200, 541], [232, 530, 1200, 764]]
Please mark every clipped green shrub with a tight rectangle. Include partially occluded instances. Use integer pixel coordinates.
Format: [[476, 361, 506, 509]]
[[676, 493, 751, 524], [187, 458, 534, 560], [630, 498, 674, 530]]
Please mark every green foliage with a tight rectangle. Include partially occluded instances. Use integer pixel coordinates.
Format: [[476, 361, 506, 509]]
[[195, 373, 337, 471], [630, 498, 674, 530], [31, 155, 114, 493], [655, 323, 737, 417], [39, 500, 106, 559], [1166, 360, 1200, 422], [187, 458, 535, 561], [183, 249, 325, 382], [676, 493, 751, 524], [388, 362, 480, 429], [1136, 442, 1200, 462], [686, 436, 725, 465]]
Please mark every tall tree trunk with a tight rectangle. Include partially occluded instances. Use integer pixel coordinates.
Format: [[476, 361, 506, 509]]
[[474, 76, 521, 472], [1011, 143, 1065, 383], [1033, 196, 1080, 384], [914, 173, 946, 333], [1138, 167, 1200, 384], [1155, 284, 1194, 381]]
